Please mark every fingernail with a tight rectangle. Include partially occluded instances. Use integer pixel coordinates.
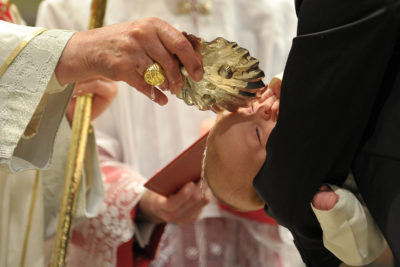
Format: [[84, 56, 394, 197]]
[[195, 69, 203, 81]]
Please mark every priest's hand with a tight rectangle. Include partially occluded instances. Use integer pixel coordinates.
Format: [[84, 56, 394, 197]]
[[66, 77, 118, 123], [55, 17, 204, 106], [137, 182, 211, 225]]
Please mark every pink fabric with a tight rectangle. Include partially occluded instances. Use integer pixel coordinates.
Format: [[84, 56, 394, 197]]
[[68, 150, 162, 267], [150, 217, 286, 267], [67, 149, 289, 267]]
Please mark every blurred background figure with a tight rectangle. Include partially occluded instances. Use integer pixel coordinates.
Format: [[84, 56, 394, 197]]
[[37, 0, 302, 266], [9, 0, 40, 25]]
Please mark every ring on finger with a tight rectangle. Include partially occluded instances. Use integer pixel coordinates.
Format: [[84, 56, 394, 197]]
[[144, 62, 165, 86]]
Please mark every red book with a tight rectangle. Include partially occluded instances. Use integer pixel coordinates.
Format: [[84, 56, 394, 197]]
[[144, 132, 208, 196]]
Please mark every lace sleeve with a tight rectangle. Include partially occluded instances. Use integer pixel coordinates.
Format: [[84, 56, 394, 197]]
[[67, 150, 147, 267]]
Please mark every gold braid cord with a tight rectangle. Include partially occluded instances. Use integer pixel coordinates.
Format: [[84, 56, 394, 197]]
[[49, 1, 107, 266]]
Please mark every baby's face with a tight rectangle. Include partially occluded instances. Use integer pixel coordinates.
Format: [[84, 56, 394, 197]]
[[205, 102, 277, 211], [215, 104, 276, 169]]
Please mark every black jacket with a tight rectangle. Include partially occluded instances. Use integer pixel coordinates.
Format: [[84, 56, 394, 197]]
[[254, 0, 400, 266]]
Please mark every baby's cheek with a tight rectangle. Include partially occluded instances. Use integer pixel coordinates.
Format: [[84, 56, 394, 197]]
[[257, 149, 267, 164], [265, 122, 276, 140], [251, 149, 267, 175]]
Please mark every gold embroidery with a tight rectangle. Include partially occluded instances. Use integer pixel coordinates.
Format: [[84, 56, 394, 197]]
[[19, 171, 40, 267], [0, 28, 47, 78]]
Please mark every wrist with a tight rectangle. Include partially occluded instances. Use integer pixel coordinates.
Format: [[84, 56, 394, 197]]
[[55, 32, 93, 85], [137, 197, 164, 224]]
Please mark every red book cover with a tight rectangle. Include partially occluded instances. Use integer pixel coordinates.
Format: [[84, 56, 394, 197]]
[[144, 132, 208, 197]]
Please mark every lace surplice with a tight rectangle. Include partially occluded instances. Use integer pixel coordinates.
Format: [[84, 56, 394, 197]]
[[68, 152, 147, 267], [150, 202, 303, 267]]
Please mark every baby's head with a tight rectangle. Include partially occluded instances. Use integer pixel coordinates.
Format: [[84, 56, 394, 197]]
[[203, 100, 277, 211]]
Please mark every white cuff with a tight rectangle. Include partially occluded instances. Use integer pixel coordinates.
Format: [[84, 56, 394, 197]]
[[134, 220, 157, 248], [311, 186, 387, 266]]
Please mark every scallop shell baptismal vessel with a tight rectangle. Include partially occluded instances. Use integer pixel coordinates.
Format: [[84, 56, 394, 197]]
[[177, 36, 266, 113]]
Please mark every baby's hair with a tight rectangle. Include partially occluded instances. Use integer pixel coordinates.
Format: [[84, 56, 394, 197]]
[[201, 130, 221, 199]]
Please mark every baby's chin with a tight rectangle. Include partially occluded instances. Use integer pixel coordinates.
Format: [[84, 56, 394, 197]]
[[225, 201, 264, 212], [210, 183, 262, 212], [222, 193, 265, 212]]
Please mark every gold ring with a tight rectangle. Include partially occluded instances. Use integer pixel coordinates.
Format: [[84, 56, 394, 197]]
[[144, 62, 165, 86]]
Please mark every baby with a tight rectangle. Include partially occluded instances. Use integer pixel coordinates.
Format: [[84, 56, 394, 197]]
[[203, 77, 388, 266]]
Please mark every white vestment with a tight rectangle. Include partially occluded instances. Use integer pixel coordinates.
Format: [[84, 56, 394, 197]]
[[37, 0, 303, 266], [0, 20, 104, 267]]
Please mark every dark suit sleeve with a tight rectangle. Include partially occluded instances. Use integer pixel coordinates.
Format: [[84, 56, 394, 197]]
[[254, 0, 399, 266]]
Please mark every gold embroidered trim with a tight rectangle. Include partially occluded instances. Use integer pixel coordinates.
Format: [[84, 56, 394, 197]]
[[0, 28, 47, 78], [19, 170, 40, 267]]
